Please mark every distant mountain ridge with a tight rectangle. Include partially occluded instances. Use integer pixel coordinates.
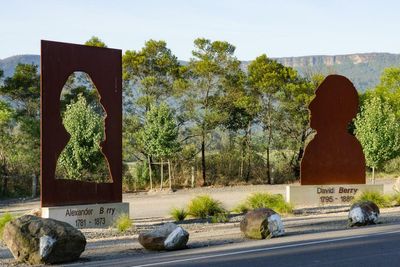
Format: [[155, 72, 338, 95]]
[[273, 52, 400, 91], [2, 53, 400, 91], [0, 55, 40, 77]]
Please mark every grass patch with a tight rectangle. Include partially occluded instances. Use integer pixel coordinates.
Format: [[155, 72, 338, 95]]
[[0, 213, 13, 240], [114, 213, 132, 233], [170, 208, 188, 222], [390, 192, 400, 206], [234, 192, 293, 214], [187, 195, 225, 219], [352, 191, 392, 208], [210, 212, 229, 223], [232, 202, 250, 213]]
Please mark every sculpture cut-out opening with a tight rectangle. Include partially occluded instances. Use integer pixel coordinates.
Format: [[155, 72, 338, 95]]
[[55, 72, 112, 183]]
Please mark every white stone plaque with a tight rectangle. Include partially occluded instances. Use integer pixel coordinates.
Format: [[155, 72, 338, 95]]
[[42, 202, 129, 229], [286, 184, 384, 207]]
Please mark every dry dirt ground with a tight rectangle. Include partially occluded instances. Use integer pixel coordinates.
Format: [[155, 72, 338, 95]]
[[0, 178, 398, 266]]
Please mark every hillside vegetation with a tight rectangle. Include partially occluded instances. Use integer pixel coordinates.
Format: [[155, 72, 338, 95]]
[[1, 36, 400, 198]]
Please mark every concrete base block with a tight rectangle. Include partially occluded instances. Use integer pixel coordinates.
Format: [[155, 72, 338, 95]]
[[42, 202, 129, 229], [286, 184, 383, 207]]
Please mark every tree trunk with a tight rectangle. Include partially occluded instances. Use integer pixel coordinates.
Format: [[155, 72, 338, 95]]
[[160, 157, 164, 190], [372, 166, 375, 184], [266, 146, 271, 184], [240, 157, 244, 180], [168, 159, 172, 189], [1, 158, 8, 196], [148, 155, 153, 190], [32, 174, 37, 198], [266, 98, 272, 185], [245, 124, 252, 182], [191, 166, 195, 188], [294, 131, 307, 179], [201, 133, 206, 186], [1, 174, 8, 197], [240, 136, 245, 180]]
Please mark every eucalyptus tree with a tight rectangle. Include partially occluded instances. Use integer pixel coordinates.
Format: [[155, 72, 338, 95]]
[[0, 64, 40, 194], [218, 66, 260, 181], [122, 39, 181, 115], [84, 36, 108, 48], [186, 38, 242, 185], [247, 55, 299, 184], [122, 40, 182, 186], [276, 73, 322, 178]]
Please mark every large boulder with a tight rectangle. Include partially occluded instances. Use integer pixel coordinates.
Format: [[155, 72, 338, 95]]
[[139, 222, 189, 251], [2, 215, 86, 264], [240, 208, 285, 239], [348, 201, 380, 227]]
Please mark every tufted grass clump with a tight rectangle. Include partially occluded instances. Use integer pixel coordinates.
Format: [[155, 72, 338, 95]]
[[390, 192, 400, 206], [170, 208, 188, 222], [352, 191, 391, 208], [114, 213, 132, 233], [187, 195, 225, 219], [232, 202, 250, 214], [234, 192, 293, 214], [0, 213, 13, 240], [210, 212, 229, 223]]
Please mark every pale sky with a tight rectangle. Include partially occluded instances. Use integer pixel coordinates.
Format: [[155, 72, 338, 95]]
[[1, 0, 399, 60]]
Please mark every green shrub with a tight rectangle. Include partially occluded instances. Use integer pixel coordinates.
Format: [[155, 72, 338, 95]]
[[210, 212, 229, 223], [352, 191, 391, 208], [232, 202, 250, 214], [114, 213, 132, 233], [0, 213, 13, 240], [383, 157, 400, 174], [390, 192, 400, 206], [187, 195, 225, 219], [170, 208, 187, 221], [235, 192, 293, 214]]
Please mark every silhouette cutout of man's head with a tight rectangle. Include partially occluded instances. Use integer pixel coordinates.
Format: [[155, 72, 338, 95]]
[[300, 74, 366, 185], [56, 72, 110, 183], [309, 75, 359, 133]]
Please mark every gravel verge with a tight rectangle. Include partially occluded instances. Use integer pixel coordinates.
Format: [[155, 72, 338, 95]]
[[2, 205, 400, 266]]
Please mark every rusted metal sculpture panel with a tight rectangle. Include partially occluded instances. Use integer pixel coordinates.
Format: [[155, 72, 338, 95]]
[[41, 40, 122, 206], [300, 75, 366, 185]]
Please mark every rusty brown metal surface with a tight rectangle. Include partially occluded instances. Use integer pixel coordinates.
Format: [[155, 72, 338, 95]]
[[40, 40, 122, 207], [300, 75, 366, 185]]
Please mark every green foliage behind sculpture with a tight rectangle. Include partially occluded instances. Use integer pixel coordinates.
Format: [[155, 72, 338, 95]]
[[56, 94, 110, 183]]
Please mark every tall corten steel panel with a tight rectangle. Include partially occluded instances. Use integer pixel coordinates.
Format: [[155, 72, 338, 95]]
[[41, 40, 122, 207], [300, 75, 366, 185]]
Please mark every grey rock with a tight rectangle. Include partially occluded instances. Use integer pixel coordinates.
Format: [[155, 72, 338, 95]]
[[139, 222, 189, 251], [240, 208, 285, 239], [39, 235, 56, 259], [2, 215, 86, 264], [348, 201, 380, 226]]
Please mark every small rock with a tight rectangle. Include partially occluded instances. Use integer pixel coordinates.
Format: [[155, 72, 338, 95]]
[[240, 208, 285, 239], [2, 215, 86, 264], [25, 208, 41, 217], [348, 201, 380, 227], [139, 222, 189, 251]]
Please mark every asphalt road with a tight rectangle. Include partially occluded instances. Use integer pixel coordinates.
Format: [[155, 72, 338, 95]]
[[64, 223, 400, 267]]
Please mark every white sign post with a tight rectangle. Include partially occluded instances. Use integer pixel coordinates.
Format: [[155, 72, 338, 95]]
[[42, 203, 129, 229], [286, 184, 384, 206]]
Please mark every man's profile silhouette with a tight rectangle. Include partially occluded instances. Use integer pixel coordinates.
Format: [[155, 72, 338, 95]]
[[300, 75, 366, 185], [55, 73, 111, 183]]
